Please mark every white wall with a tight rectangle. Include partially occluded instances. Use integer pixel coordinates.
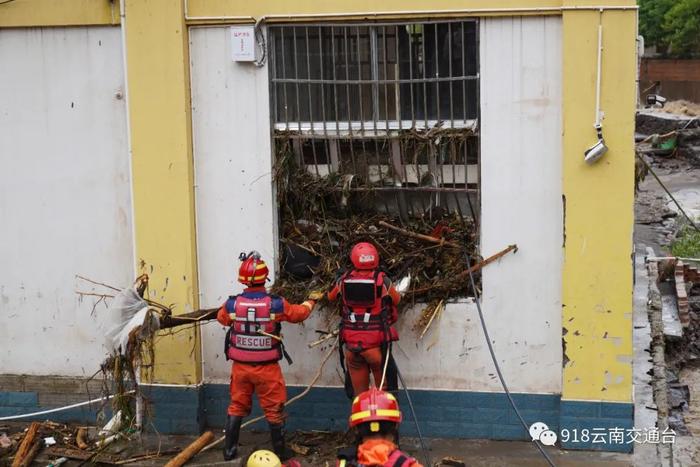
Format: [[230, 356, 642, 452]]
[[0, 27, 133, 376], [193, 17, 563, 394], [479, 16, 563, 393], [188, 27, 278, 380]]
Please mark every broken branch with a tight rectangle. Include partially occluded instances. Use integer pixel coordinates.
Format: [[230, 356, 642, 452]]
[[308, 330, 339, 348], [114, 450, 181, 465], [419, 299, 444, 340], [378, 220, 462, 249], [11, 422, 41, 467], [410, 244, 517, 295], [459, 244, 518, 277], [75, 275, 122, 292], [164, 431, 215, 467], [258, 329, 283, 341], [158, 308, 219, 330], [75, 291, 115, 299]]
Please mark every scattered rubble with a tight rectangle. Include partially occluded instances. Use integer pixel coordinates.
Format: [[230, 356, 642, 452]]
[[271, 136, 483, 330], [637, 110, 700, 167], [0, 420, 126, 466], [660, 100, 700, 118], [0, 420, 189, 466], [667, 276, 700, 370], [637, 99, 700, 450], [643, 225, 700, 437], [637, 110, 698, 137], [287, 430, 352, 463]]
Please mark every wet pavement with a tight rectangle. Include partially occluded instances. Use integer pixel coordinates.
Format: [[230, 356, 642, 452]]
[[31, 430, 635, 466]]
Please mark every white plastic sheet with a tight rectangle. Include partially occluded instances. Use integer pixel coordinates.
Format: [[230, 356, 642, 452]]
[[101, 288, 158, 353]]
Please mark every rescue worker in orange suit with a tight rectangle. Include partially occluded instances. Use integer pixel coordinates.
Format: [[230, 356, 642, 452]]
[[217, 251, 316, 462], [336, 388, 423, 467], [327, 242, 401, 397]]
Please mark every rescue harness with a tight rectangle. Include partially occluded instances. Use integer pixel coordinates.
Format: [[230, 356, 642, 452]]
[[339, 269, 398, 351], [224, 292, 292, 364]]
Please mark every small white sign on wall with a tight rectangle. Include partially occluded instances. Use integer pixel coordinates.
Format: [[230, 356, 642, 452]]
[[230, 25, 257, 62]]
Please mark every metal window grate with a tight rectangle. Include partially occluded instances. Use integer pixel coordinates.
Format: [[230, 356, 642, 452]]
[[270, 21, 478, 130], [268, 20, 480, 221]]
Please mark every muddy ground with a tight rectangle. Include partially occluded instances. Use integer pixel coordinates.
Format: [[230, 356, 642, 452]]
[[635, 126, 700, 465], [0, 422, 634, 467]]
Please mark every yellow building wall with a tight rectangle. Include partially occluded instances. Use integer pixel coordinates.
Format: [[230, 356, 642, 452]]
[[0, 0, 119, 27], [186, 0, 635, 23], [0, 0, 634, 26], [561, 9, 637, 402], [123, 0, 201, 385]]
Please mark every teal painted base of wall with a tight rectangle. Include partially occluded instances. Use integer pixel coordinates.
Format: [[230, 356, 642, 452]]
[[0, 385, 633, 453], [0, 391, 111, 424], [201, 386, 561, 440], [559, 400, 634, 453]]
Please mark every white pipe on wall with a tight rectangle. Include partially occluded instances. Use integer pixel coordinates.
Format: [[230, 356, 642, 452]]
[[594, 21, 603, 127], [119, 1, 137, 280], [119, 0, 143, 431], [0, 392, 136, 421]]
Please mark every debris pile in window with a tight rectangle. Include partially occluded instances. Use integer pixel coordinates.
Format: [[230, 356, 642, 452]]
[[271, 137, 480, 333]]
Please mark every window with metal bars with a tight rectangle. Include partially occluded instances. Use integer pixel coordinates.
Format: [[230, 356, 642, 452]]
[[268, 20, 480, 221]]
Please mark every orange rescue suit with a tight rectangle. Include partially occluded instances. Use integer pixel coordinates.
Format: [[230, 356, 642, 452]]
[[217, 287, 313, 425], [343, 439, 423, 467], [328, 275, 401, 395]]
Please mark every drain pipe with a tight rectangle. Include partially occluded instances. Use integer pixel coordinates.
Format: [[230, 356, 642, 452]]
[[118, 0, 144, 432], [594, 18, 603, 131]]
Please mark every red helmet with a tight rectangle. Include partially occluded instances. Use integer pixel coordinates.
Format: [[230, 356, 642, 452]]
[[238, 251, 269, 286], [350, 242, 379, 270], [349, 388, 402, 428]]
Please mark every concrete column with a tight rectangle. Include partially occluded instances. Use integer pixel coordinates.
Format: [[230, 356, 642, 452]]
[[124, 0, 202, 385]]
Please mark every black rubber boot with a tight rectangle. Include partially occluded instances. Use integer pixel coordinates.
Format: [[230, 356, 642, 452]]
[[269, 422, 292, 461], [223, 415, 242, 461]]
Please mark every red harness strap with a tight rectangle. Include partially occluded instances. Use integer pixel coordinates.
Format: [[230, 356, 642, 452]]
[[340, 270, 396, 351]]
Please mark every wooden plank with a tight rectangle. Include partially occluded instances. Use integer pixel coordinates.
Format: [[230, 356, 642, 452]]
[[11, 422, 40, 467], [159, 308, 218, 330], [164, 431, 215, 467]]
